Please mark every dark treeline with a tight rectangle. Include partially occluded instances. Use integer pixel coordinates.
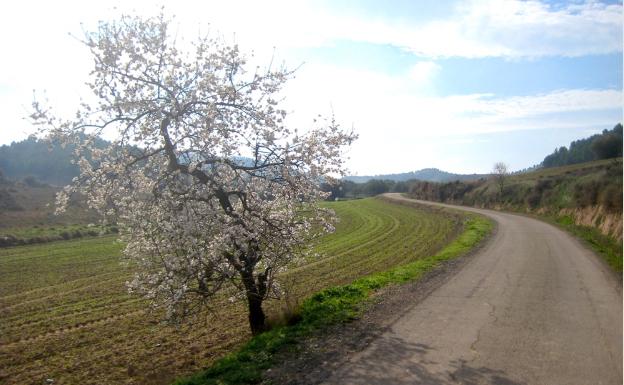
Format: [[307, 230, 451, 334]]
[[321, 179, 412, 200], [542, 123, 622, 168], [0, 136, 110, 186], [0, 137, 78, 185]]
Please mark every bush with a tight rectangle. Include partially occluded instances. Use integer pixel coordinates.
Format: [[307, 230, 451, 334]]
[[574, 181, 600, 207], [526, 192, 542, 209], [0, 189, 22, 211], [0, 235, 18, 247], [535, 179, 553, 194], [600, 184, 623, 212], [22, 175, 48, 188]]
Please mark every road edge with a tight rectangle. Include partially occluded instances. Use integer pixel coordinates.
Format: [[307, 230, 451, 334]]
[[260, 200, 495, 385]]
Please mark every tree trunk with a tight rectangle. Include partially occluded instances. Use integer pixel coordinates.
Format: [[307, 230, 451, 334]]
[[239, 249, 268, 335], [247, 292, 266, 335]]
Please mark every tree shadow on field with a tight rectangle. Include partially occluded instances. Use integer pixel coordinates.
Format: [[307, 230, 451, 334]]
[[329, 336, 525, 385]]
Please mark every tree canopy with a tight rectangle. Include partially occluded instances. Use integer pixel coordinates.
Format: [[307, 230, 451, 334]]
[[32, 13, 355, 334], [542, 123, 622, 168]]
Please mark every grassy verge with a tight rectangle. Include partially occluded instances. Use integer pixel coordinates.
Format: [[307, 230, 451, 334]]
[[173, 214, 492, 385], [548, 215, 622, 273], [497, 207, 622, 274]]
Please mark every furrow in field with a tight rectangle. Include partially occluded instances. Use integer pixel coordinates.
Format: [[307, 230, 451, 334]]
[[290, 205, 450, 296], [1, 298, 145, 344], [1, 274, 131, 314], [0, 197, 461, 385], [288, 208, 399, 275], [0, 309, 147, 349]]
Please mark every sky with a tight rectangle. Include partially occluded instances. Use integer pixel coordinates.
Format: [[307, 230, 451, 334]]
[[0, 0, 621, 175]]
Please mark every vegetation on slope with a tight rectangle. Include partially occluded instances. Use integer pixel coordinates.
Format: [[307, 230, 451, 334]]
[[0, 178, 100, 231], [542, 123, 622, 168], [0, 223, 118, 247], [0, 198, 462, 385], [0, 136, 112, 186], [410, 159, 621, 211], [408, 158, 623, 271]]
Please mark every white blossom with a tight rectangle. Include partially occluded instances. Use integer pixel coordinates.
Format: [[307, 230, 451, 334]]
[[32, 12, 356, 334]]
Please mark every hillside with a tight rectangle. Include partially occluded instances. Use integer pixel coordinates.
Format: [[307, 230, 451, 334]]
[[0, 176, 98, 230], [408, 158, 623, 243], [0, 136, 110, 186], [344, 168, 487, 183]]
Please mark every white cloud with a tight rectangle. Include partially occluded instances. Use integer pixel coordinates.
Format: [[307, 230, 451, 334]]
[[276, 62, 621, 173], [191, 0, 623, 59], [408, 62, 441, 84]]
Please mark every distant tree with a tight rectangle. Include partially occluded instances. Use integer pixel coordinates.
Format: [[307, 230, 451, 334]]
[[32, 13, 355, 335], [492, 162, 508, 196], [391, 181, 409, 193], [320, 179, 346, 200], [591, 124, 623, 160], [543, 146, 569, 168], [363, 179, 391, 196], [22, 175, 47, 188]]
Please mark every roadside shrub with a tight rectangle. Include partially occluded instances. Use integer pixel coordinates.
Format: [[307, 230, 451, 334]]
[[22, 176, 48, 188], [605, 161, 622, 178], [535, 179, 553, 194], [574, 181, 600, 207], [599, 184, 623, 212], [500, 184, 525, 206], [0, 235, 18, 247], [0, 189, 22, 211], [526, 192, 542, 209]]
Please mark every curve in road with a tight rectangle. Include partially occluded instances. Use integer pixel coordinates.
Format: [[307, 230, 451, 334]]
[[324, 193, 622, 385]]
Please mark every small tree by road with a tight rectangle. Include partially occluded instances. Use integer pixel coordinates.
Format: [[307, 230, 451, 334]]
[[31, 13, 356, 335], [492, 162, 508, 197]]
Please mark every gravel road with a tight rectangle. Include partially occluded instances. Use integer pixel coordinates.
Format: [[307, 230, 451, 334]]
[[323, 193, 622, 385]]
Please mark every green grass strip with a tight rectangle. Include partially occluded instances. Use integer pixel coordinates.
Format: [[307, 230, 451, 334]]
[[551, 215, 622, 273], [173, 215, 493, 385]]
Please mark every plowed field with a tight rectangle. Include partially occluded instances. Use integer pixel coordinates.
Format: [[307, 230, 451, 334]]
[[0, 197, 460, 385]]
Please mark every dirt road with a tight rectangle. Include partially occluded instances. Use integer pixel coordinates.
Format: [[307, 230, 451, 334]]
[[324, 193, 622, 385]]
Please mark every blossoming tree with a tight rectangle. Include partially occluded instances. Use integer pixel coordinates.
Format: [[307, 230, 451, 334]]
[[32, 14, 355, 335]]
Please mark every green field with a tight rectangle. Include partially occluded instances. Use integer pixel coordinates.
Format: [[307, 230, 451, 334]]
[[0, 198, 461, 385]]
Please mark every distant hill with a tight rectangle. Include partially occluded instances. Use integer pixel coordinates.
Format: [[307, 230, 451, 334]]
[[0, 136, 110, 186], [0, 136, 260, 187], [345, 168, 487, 183]]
